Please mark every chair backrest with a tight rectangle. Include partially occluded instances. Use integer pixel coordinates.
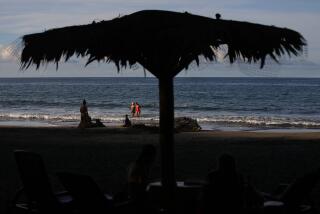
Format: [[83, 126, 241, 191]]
[[57, 172, 113, 214], [14, 150, 61, 213]]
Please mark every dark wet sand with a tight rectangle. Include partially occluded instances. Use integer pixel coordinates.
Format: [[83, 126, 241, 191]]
[[1, 126, 320, 213]]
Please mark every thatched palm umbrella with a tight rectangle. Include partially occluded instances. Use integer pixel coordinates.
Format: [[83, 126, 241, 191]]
[[19, 10, 305, 212]]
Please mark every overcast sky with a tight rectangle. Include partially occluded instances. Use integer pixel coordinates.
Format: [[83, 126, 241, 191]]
[[0, 0, 320, 77]]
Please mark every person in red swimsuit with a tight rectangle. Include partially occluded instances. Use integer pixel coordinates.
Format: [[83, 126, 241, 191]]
[[135, 102, 141, 117]]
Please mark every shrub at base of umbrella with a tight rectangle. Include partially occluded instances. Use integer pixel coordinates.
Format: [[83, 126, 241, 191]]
[[19, 10, 306, 213]]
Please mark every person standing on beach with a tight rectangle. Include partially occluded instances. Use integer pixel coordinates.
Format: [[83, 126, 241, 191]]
[[80, 99, 88, 122], [135, 102, 141, 117], [130, 102, 136, 117], [79, 99, 92, 128]]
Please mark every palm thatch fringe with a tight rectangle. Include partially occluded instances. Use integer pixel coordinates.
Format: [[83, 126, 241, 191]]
[[19, 10, 306, 77]]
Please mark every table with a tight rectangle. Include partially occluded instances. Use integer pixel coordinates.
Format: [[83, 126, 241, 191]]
[[147, 181, 205, 213]]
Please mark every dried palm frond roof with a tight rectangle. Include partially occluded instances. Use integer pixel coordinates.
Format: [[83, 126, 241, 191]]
[[20, 10, 306, 78]]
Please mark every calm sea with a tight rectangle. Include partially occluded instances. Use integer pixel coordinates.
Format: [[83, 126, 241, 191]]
[[0, 77, 320, 131]]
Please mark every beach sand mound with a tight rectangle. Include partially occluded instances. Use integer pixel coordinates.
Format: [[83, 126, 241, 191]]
[[129, 117, 201, 133], [78, 119, 106, 128], [175, 117, 201, 132], [131, 124, 159, 133]]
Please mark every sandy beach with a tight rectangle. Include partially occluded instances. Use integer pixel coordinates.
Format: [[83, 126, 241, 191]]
[[1, 126, 320, 212]]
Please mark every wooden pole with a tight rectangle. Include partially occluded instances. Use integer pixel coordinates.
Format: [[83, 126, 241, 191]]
[[159, 76, 176, 213]]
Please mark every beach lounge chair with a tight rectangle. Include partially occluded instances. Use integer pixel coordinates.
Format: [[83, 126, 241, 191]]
[[57, 172, 115, 214], [11, 150, 72, 214], [263, 169, 320, 214]]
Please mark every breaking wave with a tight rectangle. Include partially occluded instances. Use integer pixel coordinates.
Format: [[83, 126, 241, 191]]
[[1, 113, 320, 129], [197, 116, 320, 129]]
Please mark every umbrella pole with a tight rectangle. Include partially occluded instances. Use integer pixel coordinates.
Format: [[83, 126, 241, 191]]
[[159, 76, 176, 213]]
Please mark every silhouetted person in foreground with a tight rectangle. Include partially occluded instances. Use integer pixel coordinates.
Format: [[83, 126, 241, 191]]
[[127, 144, 156, 213], [128, 144, 156, 199], [202, 154, 245, 214]]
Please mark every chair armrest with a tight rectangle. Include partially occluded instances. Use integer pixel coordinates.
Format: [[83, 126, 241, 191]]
[[9, 187, 33, 213], [55, 190, 69, 196], [273, 183, 290, 196], [11, 187, 25, 204], [259, 191, 278, 201], [114, 199, 135, 207], [55, 191, 74, 204]]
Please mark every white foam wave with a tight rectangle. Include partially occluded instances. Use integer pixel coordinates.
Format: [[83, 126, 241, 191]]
[[0, 113, 79, 121], [1, 113, 320, 129], [197, 116, 320, 128], [0, 113, 159, 123]]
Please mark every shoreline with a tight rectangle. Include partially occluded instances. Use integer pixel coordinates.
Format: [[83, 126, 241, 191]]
[[1, 121, 320, 133], [1, 125, 320, 137]]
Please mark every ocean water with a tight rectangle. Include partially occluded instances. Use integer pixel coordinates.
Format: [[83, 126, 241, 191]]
[[1, 77, 320, 131]]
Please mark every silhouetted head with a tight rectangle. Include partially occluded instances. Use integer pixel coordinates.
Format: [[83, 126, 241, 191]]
[[218, 154, 236, 172], [215, 13, 221, 20], [83, 99, 86, 105], [137, 144, 156, 165], [125, 114, 129, 118]]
